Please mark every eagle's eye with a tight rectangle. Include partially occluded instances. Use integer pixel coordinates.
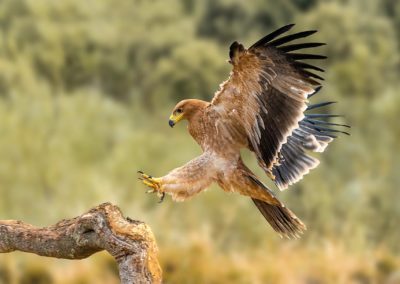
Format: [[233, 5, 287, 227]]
[[176, 108, 183, 114]]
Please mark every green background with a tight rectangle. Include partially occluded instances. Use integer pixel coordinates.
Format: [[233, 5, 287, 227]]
[[0, 0, 399, 283]]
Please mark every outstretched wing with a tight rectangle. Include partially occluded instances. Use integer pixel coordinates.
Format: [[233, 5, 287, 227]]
[[272, 87, 350, 190], [211, 24, 326, 177]]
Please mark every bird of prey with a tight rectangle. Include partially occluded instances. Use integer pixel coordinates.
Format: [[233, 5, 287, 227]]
[[139, 24, 349, 238]]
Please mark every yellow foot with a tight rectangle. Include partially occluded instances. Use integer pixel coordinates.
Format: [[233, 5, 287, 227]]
[[137, 171, 165, 202]]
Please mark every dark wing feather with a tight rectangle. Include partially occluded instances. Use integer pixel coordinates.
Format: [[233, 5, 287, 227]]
[[295, 62, 325, 72], [250, 24, 295, 48], [279, 42, 326, 53], [267, 30, 317, 47], [289, 53, 327, 60]]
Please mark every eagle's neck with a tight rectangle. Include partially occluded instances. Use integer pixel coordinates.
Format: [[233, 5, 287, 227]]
[[186, 101, 209, 149]]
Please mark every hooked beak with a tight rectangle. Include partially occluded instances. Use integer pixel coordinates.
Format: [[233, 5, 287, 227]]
[[168, 113, 184, 128]]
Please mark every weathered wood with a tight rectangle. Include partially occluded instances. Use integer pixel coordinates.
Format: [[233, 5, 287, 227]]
[[0, 202, 162, 284]]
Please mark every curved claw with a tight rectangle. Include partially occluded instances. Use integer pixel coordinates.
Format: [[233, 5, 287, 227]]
[[158, 192, 165, 203], [138, 171, 164, 201], [137, 171, 153, 179]]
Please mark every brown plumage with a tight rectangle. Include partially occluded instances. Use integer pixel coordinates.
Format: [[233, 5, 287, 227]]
[[139, 24, 349, 238]]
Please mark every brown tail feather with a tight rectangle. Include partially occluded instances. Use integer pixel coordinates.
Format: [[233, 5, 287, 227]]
[[252, 198, 306, 239]]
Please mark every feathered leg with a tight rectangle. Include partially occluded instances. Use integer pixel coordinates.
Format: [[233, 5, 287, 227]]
[[139, 153, 215, 202]]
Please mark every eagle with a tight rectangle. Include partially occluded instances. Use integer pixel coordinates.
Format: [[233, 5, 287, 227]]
[[138, 24, 349, 238]]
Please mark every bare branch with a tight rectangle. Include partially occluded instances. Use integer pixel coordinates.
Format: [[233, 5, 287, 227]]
[[0, 202, 162, 284]]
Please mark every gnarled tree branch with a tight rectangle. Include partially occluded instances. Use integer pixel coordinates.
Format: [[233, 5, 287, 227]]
[[0, 202, 162, 284]]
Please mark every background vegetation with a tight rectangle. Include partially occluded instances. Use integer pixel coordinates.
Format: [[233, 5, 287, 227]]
[[0, 0, 399, 283]]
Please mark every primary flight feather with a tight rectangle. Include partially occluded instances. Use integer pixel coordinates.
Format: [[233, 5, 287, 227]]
[[139, 24, 349, 238]]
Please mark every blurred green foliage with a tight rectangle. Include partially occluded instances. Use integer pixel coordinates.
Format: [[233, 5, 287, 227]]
[[0, 0, 399, 283]]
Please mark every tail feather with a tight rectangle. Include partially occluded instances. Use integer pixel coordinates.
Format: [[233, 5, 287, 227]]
[[252, 198, 306, 239]]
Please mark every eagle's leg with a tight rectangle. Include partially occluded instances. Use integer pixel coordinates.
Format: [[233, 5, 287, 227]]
[[138, 171, 165, 202], [138, 153, 215, 202]]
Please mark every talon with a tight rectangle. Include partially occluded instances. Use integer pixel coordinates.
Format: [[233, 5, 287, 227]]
[[158, 192, 165, 203], [138, 171, 165, 199]]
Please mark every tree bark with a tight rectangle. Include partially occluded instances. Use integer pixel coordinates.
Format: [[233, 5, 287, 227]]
[[0, 202, 162, 284]]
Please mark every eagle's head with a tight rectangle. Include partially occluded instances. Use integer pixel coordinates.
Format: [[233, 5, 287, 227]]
[[169, 99, 208, 128]]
